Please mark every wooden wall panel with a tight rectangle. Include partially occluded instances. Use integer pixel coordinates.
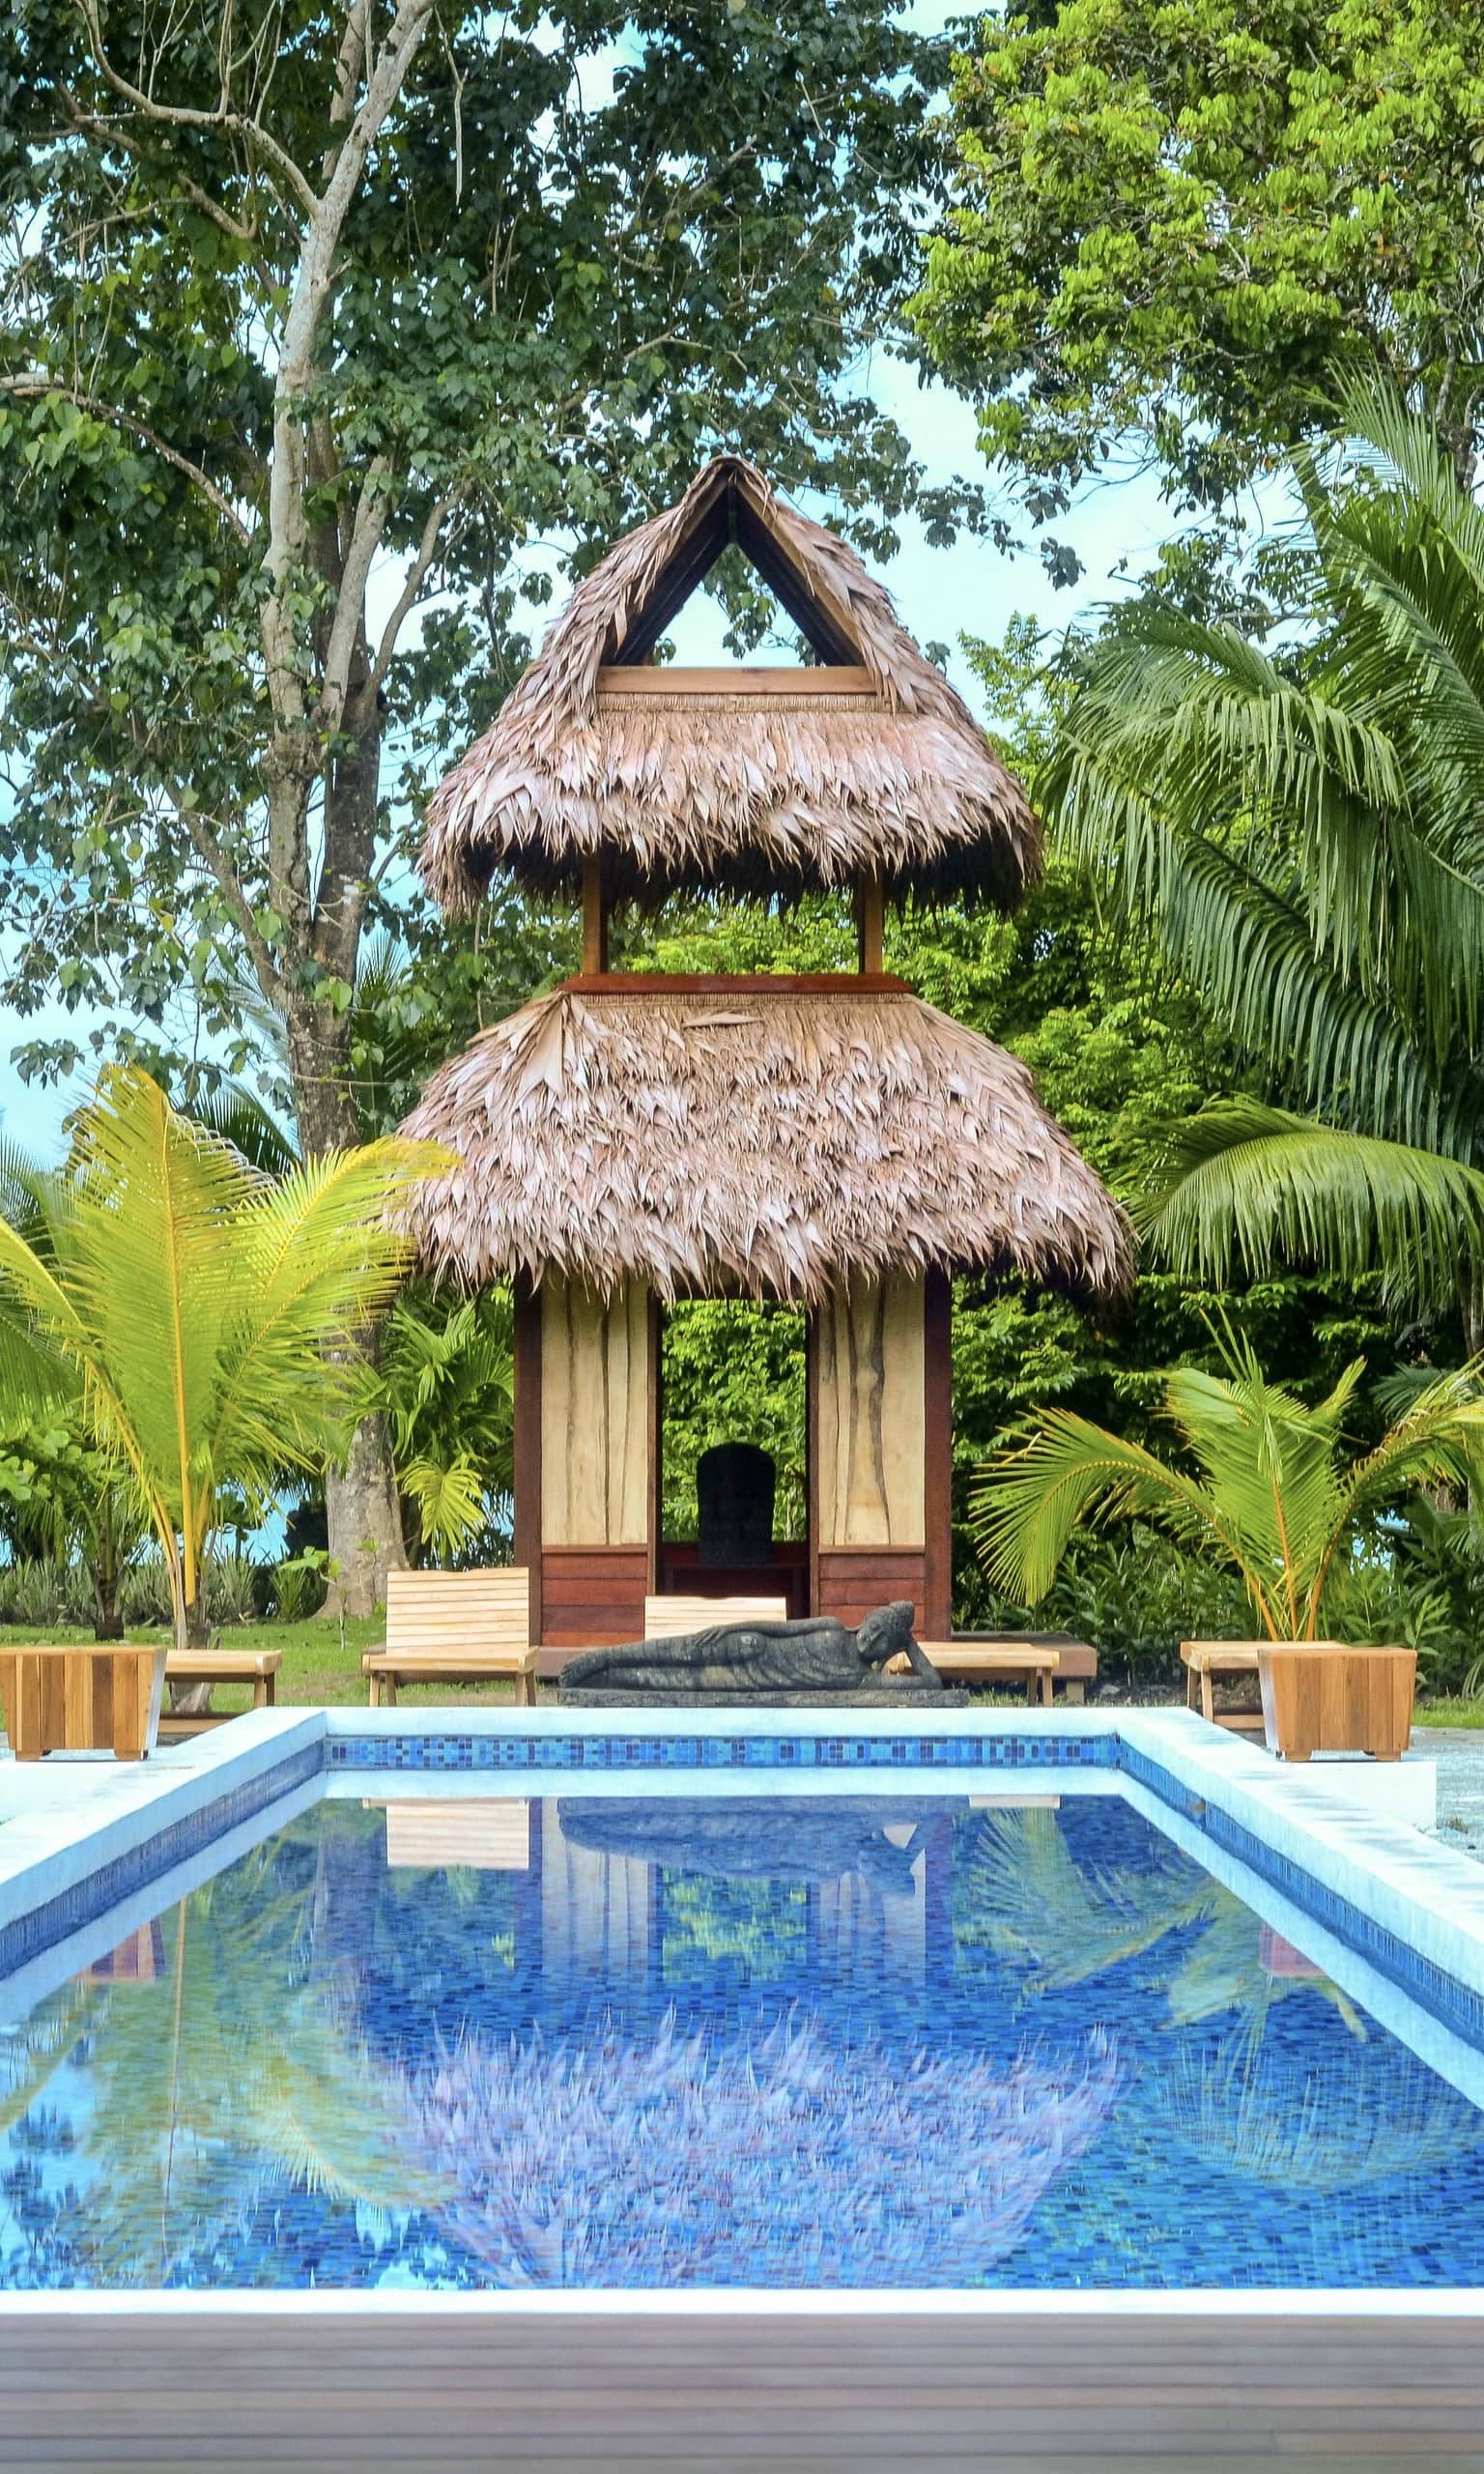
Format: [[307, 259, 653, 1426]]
[[922, 1266, 954, 1641], [539, 1545, 648, 1650], [815, 1547, 928, 1632], [813, 1275, 925, 1549], [540, 1278, 651, 1545]]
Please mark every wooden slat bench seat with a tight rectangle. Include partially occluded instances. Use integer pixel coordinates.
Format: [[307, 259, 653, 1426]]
[[363, 1568, 537, 1708], [643, 1593, 788, 1638], [157, 1648, 281, 1739], [1181, 1639, 1268, 1732], [949, 1630, 1098, 1703], [884, 1641, 1060, 1705]]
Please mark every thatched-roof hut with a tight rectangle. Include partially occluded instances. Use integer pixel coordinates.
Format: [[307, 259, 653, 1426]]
[[405, 984, 1128, 1307], [420, 455, 1040, 919], [404, 456, 1129, 1651]]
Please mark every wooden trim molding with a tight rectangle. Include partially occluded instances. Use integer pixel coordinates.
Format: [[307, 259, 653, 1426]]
[[598, 664, 876, 700], [561, 971, 910, 997]]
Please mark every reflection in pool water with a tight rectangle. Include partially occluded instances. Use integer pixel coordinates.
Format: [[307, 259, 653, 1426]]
[[0, 1792, 1481, 2289]]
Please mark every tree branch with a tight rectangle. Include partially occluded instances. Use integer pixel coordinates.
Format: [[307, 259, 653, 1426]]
[[319, 456, 392, 730], [56, 82, 261, 245], [167, 790, 285, 1007], [0, 375, 254, 544], [370, 484, 467, 691], [73, 0, 321, 216]]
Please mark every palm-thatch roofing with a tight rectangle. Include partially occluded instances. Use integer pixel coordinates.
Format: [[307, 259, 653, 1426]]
[[420, 457, 1040, 916], [400, 981, 1131, 1305]]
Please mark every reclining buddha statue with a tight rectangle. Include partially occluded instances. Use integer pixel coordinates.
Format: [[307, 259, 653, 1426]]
[[557, 1599, 941, 1698]]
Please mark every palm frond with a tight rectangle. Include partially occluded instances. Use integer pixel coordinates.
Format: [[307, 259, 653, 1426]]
[[1138, 1101, 1484, 1309]]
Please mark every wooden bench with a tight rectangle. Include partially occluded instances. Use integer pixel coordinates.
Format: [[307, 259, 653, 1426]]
[[910, 1641, 1060, 1707], [363, 1568, 537, 1708], [1181, 1640, 1267, 1731], [157, 1649, 282, 1739], [643, 1593, 788, 1639], [0, 1643, 161, 1760], [948, 1631, 1098, 1703]]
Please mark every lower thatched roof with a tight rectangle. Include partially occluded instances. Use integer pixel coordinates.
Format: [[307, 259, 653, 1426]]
[[400, 980, 1131, 1306]]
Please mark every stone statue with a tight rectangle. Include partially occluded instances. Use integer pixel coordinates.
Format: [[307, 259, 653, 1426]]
[[557, 1598, 942, 1698]]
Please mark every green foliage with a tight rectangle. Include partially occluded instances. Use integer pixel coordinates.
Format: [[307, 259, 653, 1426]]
[[0, 1066, 441, 1645], [1044, 376, 1484, 1317], [973, 1322, 1484, 1643], [660, 1875, 808, 1983], [661, 1303, 806, 1540], [380, 1286, 514, 1563], [913, 0, 1484, 556], [0, 0, 970, 1134]]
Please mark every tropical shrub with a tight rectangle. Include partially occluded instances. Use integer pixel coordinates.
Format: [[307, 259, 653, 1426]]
[[270, 1556, 328, 1624], [0, 1067, 442, 1650], [973, 1328, 1484, 1647], [380, 1288, 514, 1565]]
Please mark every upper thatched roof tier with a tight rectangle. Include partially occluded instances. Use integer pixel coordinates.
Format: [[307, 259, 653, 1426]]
[[400, 979, 1131, 1306], [420, 457, 1040, 915]]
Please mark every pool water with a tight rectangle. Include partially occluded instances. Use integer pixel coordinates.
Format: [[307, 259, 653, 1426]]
[[2, 1787, 1482, 2289]]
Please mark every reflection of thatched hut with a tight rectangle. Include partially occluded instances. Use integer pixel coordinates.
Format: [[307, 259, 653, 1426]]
[[406, 456, 1129, 1648]]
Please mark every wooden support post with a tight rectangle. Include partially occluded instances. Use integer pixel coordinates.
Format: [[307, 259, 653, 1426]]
[[854, 872, 884, 976], [512, 1276, 543, 1646], [647, 1289, 664, 1597], [922, 1267, 954, 1642], [581, 851, 609, 975]]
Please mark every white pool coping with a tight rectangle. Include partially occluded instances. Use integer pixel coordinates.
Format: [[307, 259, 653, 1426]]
[[4, 1703, 1484, 2019], [2, 2285, 1483, 2316]]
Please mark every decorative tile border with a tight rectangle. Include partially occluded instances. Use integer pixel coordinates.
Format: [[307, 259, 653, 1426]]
[[1119, 1736, 1484, 2054], [327, 1730, 1112, 1772]]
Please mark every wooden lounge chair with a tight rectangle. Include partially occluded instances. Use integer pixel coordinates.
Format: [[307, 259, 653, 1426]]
[[643, 1593, 788, 1639], [362, 1568, 538, 1708]]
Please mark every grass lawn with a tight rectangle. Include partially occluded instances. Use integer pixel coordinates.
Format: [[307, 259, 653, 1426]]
[[1413, 1698, 1484, 1729]]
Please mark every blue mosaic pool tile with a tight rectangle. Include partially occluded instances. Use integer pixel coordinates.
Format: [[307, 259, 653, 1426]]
[[0, 1740, 322, 1979], [1119, 1740, 1484, 2056]]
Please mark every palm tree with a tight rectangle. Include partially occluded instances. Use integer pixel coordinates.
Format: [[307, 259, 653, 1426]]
[[1043, 372, 1484, 1327], [972, 1325, 1484, 1640], [0, 1066, 441, 1653]]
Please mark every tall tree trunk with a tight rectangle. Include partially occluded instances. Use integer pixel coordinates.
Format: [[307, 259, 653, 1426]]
[[278, 703, 409, 1623], [91, 1495, 125, 1642]]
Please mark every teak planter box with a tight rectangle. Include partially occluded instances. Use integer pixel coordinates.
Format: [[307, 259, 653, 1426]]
[[1254, 1640, 1416, 1763], [0, 1643, 164, 1760]]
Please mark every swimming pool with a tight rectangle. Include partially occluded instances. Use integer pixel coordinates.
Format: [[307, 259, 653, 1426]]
[[4, 1714, 1484, 2293]]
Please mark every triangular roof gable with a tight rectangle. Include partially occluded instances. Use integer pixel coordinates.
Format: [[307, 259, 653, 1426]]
[[605, 457, 864, 668]]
